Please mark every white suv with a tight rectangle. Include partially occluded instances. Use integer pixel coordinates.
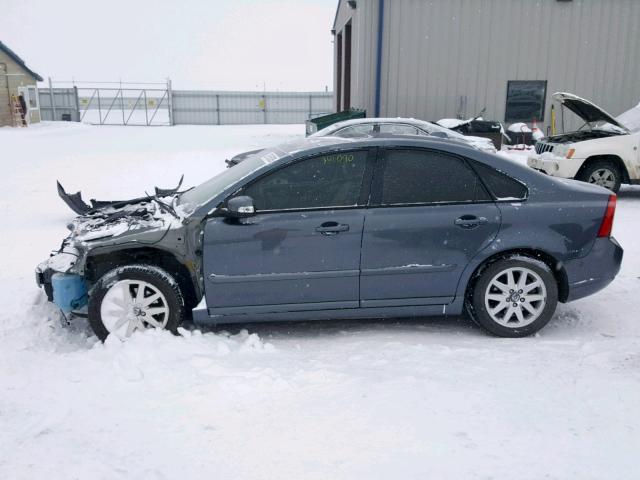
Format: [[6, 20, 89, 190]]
[[527, 92, 639, 192]]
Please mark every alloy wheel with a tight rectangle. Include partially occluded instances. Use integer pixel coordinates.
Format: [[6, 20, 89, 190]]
[[484, 267, 547, 328], [588, 168, 616, 190], [100, 280, 170, 338]]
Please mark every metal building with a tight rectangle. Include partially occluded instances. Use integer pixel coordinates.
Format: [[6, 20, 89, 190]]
[[0, 41, 43, 126], [333, 0, 640, 131]]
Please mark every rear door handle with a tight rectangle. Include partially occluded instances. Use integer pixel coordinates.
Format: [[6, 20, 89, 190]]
[[454, 215, 488, 229], [316, 221, 349, 235]]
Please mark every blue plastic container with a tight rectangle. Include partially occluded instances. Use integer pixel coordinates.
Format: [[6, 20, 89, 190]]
[[51, 273, 88, 312]]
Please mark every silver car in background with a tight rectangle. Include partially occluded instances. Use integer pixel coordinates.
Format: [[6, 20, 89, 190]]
[[226, 117, 497, 167], [311, 117, 498, 153]]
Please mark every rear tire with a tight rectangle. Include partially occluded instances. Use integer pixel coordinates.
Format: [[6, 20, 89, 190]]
[[88, 265, 184, 341], [466, 256, 558, 337], [576, 160, 622, 193]]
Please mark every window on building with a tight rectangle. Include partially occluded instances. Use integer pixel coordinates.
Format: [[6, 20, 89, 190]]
[[27, 87, 38, 109], [378, 149, 490, 205], [243, 150, 368, 211], [505, 80, 547, 123]]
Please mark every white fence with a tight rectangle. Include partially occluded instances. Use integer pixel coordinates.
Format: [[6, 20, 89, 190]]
[[172, 91, 333, 125], [40, 84, 333, 126], [39, 87, 80, 122]]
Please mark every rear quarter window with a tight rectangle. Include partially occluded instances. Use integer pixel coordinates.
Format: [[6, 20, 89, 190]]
[[472, 161, 528, 200]]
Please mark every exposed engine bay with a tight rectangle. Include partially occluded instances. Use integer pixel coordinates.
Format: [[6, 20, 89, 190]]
[[544, 129, 626, 145]]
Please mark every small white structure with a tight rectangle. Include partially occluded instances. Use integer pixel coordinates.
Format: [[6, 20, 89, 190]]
[[0, 41, 43, 126]]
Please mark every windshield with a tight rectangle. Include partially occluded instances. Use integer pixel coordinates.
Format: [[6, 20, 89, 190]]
[[178, 150, 278, 209]]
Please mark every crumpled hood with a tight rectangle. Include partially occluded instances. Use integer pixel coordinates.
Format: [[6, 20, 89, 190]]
[[68, 198, 182, 243]]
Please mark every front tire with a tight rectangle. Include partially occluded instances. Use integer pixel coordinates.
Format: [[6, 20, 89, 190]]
[[467, 256, 558, 337], [575, 160, 622, 193], [88, 265, 184, 341]]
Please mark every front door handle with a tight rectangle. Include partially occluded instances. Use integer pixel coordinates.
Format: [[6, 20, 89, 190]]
[[316, 221, 349, 235], [454, 215, 488, 229]]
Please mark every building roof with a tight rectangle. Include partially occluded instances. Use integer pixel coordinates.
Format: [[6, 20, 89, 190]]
[[0, 41, 43, 81]]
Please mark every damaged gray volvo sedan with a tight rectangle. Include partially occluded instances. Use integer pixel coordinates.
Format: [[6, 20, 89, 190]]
[[36, 136, 622, 340]]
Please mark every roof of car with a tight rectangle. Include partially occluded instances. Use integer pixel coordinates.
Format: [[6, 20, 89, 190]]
[[272, 136, 358, 155], [272, 133, 477, 158], [325, 117, 433, 130]]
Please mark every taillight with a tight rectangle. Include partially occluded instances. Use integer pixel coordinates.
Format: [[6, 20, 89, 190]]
[[597, 195, 617, 238]]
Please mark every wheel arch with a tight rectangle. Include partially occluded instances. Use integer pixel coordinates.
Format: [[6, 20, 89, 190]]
[[464, 248, 569, 303], [577, 154, 631, 184], [85, 247, 201, 310]]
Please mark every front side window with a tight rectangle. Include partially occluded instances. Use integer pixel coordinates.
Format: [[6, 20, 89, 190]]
[[378, 149, 490, 205], [379, 124, 420, 135], [505, 80, 547, 123], [243, 150, 368, 211]]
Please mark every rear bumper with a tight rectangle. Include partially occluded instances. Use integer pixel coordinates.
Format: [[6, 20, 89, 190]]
[[563, 237, 623, 302]]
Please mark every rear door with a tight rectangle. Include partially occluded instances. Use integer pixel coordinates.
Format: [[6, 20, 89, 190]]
[[203, 149, 374, 314], [360, 148, 501, 306]]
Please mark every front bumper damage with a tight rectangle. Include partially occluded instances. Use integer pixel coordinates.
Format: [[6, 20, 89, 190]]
[[36, 246, 88, 313], [527, 154, 584, 178]]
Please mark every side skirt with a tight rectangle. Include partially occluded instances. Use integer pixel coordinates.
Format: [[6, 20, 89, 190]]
[[192, 300, 466, 325]]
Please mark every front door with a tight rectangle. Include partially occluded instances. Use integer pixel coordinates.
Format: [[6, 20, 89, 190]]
[[360, 148, 501, 306], [18, 86, 39, 124], [203, 149, 373, 314]]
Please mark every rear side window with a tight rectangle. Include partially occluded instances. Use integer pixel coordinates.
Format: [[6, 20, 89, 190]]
[[472, 161, 528, 200], [378, 149, 491, 205], [243, 150, 368, 211]]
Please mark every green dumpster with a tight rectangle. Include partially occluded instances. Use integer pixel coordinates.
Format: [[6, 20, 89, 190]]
[[305, 108, 366, 136]]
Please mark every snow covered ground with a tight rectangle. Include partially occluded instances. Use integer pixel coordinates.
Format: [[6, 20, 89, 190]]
[[1, 122, 639, 479]]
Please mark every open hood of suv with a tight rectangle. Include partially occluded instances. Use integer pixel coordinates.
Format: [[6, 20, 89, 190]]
[[553, 92, 630, 133]]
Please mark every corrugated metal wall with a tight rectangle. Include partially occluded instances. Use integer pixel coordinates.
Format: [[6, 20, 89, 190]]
[[334, 0, 640, 131], [172, 91, 333, 125], [39, 87, 80, 121]]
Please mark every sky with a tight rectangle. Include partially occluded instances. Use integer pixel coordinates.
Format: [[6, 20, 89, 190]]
[[2, 0, 337, 91]]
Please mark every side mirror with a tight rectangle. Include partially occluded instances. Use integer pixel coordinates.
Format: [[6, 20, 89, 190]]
[[225, 196, 256, 218]]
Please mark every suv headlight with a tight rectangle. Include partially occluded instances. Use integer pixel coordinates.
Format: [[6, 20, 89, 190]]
[[554, 145, 577, 159]]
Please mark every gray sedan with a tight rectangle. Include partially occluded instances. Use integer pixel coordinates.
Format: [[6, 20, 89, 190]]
[[37, 136, 622, 340]]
